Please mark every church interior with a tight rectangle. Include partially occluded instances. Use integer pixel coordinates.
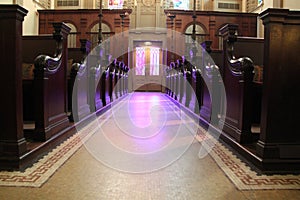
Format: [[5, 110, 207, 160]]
[[0, 0, 300, 199]]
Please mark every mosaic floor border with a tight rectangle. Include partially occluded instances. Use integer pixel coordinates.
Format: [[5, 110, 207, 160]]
[[195, 126, 300, 190]]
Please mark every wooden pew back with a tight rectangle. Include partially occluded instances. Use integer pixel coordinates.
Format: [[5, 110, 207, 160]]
[[22, 23, 71, 141], [22, 35, 56, 122]]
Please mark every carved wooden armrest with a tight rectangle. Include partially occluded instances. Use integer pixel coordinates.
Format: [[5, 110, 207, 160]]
[[224, 24, 254, 78], [34, 23, 66, 77]]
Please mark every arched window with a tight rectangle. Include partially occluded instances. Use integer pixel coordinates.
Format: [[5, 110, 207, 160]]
[[108, 0, 124, 9], [184, 24, 205, 57], [185, 24, 205, 44], [172, 0, 189, 9], [90, 23, 112, 48], [65, 23, 77, 48]]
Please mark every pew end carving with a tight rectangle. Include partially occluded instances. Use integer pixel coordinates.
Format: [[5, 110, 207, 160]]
[[0, 5, 130, 170], [32, 22, 71, 141], [219, 24, 261, 144]]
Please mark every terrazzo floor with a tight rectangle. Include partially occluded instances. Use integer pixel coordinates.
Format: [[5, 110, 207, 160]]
[[0, 92, 299, 200]]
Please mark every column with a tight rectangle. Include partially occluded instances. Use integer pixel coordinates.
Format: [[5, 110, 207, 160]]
[[0, 5, 28, 169], [257, 9, 300, 170]]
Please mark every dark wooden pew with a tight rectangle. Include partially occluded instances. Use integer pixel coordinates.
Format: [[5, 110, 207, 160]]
[[164, 8, 300, 173], [0, 5, 77, 170], [123, 65, 129, 94], [168, 59, 193, 110], [68, 39, 92, 122], [92, 54, 114, 109], [104, 59, 128, 102], [109, 60, 117, 101], [0, 5, 129, 170], [173, 61, 179, 101], [119, 61, 129, 96], [22, 22, 71, 141], [102, 64, 111, 106], [202, 42, 224, 126], [219, 24, 264, 144], [166, 62, 173, 97], [177, 59, 185, 104], [22, 35, 56, 123], [216, 9, 300, 173], [0, 5, 28, 170], [256, 8, 300, 172], [87, 49, 104, 113], [165, 65, 171, 95], [191, 62, 202, 114], [68, 40, 130, 120], [165, 36, 262, 135], [175, 45, 218, 125], [113, 60, 129, 99], [87, 46, 126, 114], [183, 60, 193, 109], [114, 61, 122, 99], [228, 36, 264, 125]]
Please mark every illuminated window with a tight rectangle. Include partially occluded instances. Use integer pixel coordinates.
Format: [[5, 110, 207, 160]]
[[90, 23, 112, 49], [172, 0, 189, 10], [135, 47, 146, 76], [108, 0, 124, 9], [185, 24, 205, 44], [150, 47, 160, 76]]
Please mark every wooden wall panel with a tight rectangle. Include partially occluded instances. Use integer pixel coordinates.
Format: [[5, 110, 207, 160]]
[[164, 9, 258, 50]]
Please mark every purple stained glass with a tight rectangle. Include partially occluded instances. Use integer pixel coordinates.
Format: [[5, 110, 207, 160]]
[[135, 47, 145, 75], [150, 47, 160, 76]]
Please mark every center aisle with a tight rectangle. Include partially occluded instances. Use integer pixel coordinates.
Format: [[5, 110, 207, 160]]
[[83, 92, 198, 173], [1, 92, 298, 199]]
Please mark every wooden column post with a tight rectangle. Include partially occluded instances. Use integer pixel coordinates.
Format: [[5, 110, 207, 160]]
[[0, 5, 28, 169], [257, 9, 300, 171]]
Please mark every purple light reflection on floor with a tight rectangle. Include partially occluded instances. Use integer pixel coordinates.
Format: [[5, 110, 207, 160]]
[[89, 91, 196, 172], [127, 92, 166, 129], [105, 92, 178, 153]]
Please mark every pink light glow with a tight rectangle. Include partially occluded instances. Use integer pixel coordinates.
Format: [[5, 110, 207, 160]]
[[107, 92, 172, 153], [150, 47, 160, 76], [135, 47, 145, 75]]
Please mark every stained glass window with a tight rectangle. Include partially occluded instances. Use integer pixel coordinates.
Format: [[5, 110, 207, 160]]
[[172, 0, 189, 10], [135, 47, 146, 76], [108, 0, 124, 9], [150, 47, 160, 76]]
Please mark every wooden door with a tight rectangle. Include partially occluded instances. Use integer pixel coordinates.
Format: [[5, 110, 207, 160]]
[[133, 46, 162, 91]]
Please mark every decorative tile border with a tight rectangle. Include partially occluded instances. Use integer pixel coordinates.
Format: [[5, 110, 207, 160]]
[[195, 126, 300, 190], [0, 120, 98, 188]]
